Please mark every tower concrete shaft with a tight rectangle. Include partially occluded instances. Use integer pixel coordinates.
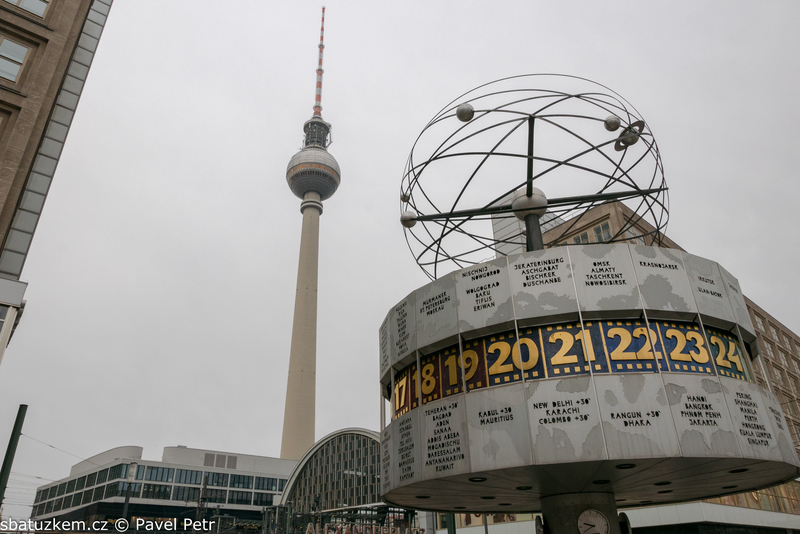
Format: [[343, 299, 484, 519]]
[[280, 193, 323, 460]]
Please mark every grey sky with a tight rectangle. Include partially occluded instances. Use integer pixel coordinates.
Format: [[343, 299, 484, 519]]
[[1, 0, 799, 519]]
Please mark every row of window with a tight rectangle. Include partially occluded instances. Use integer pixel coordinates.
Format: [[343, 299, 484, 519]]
[[754, 313, 798, 356], [787, 418, 800, 446], [747, 309, 800, 426], [762, 341, 799, 374], [32, 481, 276, 518], [567, 221, 647, 246], [2, 0, 50, 17], [0, 0, 109, 86], [763, 364, 800, 452], [34, 464, 129, 502], [35, 464, 287, 504], [439, 481, 800, 529], [571, 221, 611, 244], [0, 37, 28, 82], [752, 318, 800, 416], [771, 366, 799, 395], [752, 308, 800, 453], [706, 480, 800, 516]]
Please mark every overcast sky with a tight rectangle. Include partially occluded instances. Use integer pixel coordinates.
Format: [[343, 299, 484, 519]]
[[1, 0, 800, 519]]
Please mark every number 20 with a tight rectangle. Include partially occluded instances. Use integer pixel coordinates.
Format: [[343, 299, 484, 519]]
[[487, 339, 539, 375]]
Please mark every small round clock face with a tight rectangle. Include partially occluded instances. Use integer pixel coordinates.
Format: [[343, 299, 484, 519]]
[[578, 509, 609, 534]]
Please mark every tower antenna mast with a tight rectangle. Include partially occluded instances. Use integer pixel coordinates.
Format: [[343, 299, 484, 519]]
[[314, 6, 325, 118]]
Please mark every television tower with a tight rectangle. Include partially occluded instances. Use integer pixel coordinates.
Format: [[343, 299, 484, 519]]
[[280, 6, 341, 460]]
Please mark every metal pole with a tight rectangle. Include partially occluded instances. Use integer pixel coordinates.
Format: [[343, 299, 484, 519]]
[[196, 473, 208, 534], [523, 115, 545, 252], [445, 513, 456, 534], [121, 462, 137, 520], [525, 213, 544, 252], [0, 404, 27, 509], [121, 484, 132, 519], [526, 117, 535, 198], [482, 514, 489, 534]]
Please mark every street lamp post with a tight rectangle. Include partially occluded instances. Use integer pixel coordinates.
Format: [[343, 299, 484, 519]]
[[121, 462, 137, 520], [313, 496, 321, 534]]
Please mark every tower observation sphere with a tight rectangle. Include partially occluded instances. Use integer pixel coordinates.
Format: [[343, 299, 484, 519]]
[[286, 117, 341, 201]]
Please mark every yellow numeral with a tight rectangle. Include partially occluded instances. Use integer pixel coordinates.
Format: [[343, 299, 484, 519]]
[[712, 336, 744, 372], [487, 341, 513, 375], [488, 339, 538, 375], [667, 328, 710, 365], [443, 354, 458, 387], [549, 331, 578, 365], [394, 375, 407, 411], [632, 327, 657, 360], [711, 336, 729, 368], [686, 331, 710, 364], [666, 329, 690, 361], [727, 340, 744, 372], [421, 363, 436, 395], [461, 350, 479, 381], [607, 327, 637, 360], [513, 338, 539, 370], [575, 330, 596, 362]]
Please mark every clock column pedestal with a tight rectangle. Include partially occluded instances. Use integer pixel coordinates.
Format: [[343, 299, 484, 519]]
[[540, 492, 621, 534]]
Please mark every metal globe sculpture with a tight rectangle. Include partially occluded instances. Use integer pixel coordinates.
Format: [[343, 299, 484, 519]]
[[400, 74, 669, 280]]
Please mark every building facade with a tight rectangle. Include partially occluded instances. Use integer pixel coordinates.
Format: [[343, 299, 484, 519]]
[[0, 0, 112, 368], [746, 297, 800, 459], [30, 446, 296, 526], [29, 432, 393, 534]]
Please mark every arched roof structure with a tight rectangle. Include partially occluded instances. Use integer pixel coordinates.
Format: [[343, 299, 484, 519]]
[[279, 428, 381, 513]]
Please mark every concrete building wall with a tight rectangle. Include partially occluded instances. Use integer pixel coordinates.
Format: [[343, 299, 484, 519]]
[[162, 446, 296, 475]]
